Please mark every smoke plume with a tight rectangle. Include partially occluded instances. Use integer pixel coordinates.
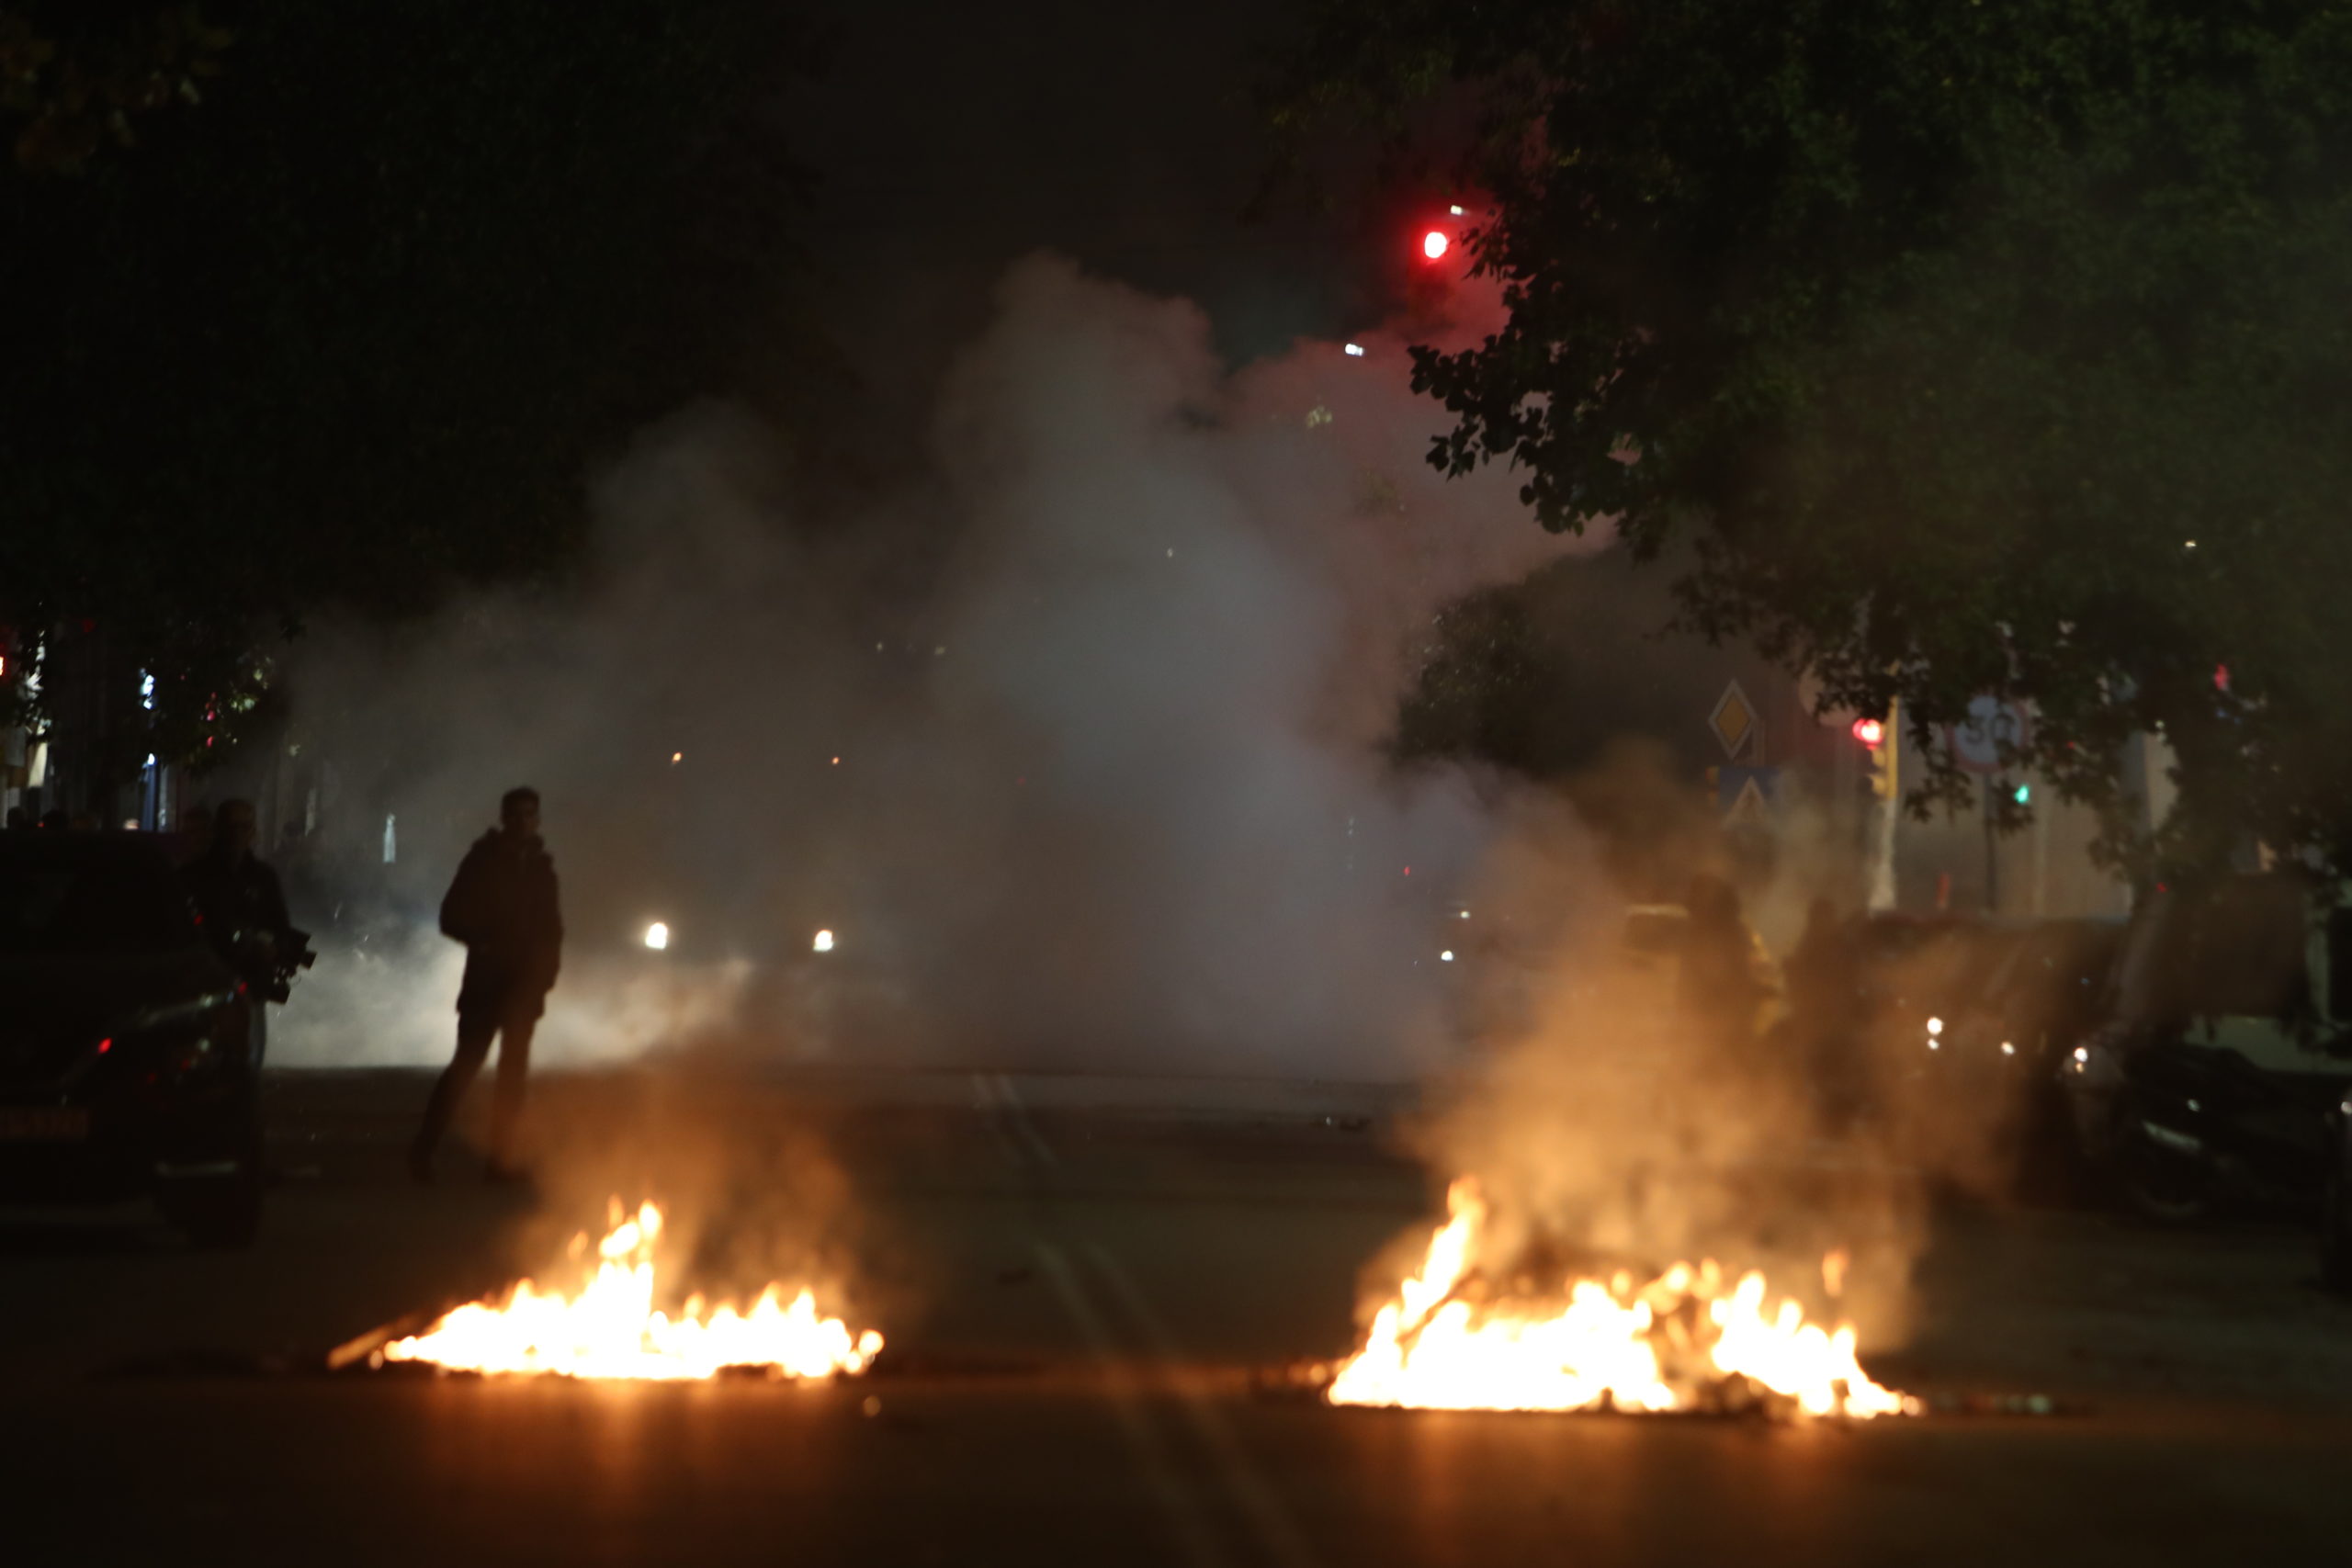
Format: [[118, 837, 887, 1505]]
[[273, 254, 1588, 1078]]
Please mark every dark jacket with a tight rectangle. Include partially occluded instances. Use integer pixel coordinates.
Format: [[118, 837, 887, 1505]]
[[183, 848, 294, 987], [440, 829, 562, 1018]]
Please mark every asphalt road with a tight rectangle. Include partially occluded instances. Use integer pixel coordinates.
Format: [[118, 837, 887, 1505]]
[[4, 1066, 2348, 1567]]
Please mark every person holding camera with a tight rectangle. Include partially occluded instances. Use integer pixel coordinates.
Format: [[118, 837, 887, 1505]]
[[182, 797, 309, 1058]]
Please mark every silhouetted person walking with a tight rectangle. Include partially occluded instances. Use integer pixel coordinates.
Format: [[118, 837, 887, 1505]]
[[412, 787, 562, 1183]]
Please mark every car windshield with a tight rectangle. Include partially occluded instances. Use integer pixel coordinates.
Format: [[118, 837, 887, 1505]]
[[0, 855, 199, 954]]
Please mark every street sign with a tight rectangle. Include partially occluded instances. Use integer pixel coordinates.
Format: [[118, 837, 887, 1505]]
[[1717, 764, 1780, 827], [1708, 680, 1759, 760], [1943, 696, 2032, 774]]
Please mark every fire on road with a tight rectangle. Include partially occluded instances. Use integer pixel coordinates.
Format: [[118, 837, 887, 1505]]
[[376, 1200, 882, 1382], [1326, 1179, 1913, 1419]]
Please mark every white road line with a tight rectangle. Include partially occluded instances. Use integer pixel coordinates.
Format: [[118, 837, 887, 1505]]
[[993, 1072, 1060, 1166], [1035, 1242, 1231, 1568], [969, 1073, 1026, 1169], [1085, 1243, 1324, 1568]]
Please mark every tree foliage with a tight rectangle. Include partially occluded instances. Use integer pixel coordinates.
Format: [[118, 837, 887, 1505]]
[[0, 4, 227, 174], [1272, 0, 2352, 876], [1, 1, 814, 771]]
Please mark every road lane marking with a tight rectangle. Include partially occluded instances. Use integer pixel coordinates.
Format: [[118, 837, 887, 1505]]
[[1086, 1243, 1323, 1568], [993, 1072, 1060, 1167], [1035, 1241, 1231, 1568], [969, 1072, 1028, 1169]]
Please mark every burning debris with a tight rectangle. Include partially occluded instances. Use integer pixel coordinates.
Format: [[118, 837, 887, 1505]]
[[1326, 1181, 1914, 1419], [377, 1201, 882, 1382]]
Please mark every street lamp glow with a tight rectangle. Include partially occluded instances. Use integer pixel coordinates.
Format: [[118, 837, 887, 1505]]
[[644, 921, 671, 951], [813, 929, 835, 953], [1422, 230, 1449, 261], [1343, 343, 1365, 356]]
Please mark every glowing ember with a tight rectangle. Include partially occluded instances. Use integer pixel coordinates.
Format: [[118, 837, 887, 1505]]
[[380, 1201, 882, 1381], [1328, 1181, 1913, 1418]]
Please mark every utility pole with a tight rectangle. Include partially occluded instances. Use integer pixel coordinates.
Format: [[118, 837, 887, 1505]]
[[1982, 774, 1999, 914], [1867, 698, 1900, 911], [2031, 785, 2049, 916]]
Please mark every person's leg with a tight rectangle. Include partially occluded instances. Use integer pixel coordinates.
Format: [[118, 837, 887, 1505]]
[[486, 1010, 536, 1172], [413, 1014, 496, 1176]]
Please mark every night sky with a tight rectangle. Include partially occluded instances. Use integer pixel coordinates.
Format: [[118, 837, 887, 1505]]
[[778, 0, 1366, 407]]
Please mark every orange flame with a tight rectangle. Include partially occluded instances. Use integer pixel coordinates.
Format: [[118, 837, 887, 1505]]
[[380, 1201, 882, 1381], [1328, 1181, 1913, 1418]]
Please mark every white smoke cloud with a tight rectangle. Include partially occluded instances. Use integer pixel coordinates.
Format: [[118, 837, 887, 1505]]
[[273, 254, 1593, 1078]]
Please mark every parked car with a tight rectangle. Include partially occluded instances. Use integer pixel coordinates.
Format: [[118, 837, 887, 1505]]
[[2324, 1097, 2351, 1292], [2062, 872, 2351, 1224], [0, 833, 265, 1246], [1821, 915, 2020, 1132], [1851, 915, 2023, 1044], [1938, 918, 2126, 1194]]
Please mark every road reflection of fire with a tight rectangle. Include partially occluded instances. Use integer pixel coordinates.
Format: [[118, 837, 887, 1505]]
[[381, 1201, 882, 1381], [1328, 1181, 1914, 1418]]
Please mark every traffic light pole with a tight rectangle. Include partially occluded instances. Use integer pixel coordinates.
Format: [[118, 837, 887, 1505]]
[[2032, 788, 2049, 916], [1982, 774, 1999, 914], [1867, 698, 1899, 911]]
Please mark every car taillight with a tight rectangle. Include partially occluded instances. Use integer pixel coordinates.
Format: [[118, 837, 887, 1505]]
[[163, 1040, 210, 1074]]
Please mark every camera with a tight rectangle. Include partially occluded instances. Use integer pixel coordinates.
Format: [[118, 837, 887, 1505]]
[[266, 927, 318, 1004]]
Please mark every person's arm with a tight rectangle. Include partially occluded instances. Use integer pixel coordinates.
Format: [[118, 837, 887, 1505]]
[[439, 849, 484, 944], [257, 863, 294, 943], [546, 866, 562, 984]]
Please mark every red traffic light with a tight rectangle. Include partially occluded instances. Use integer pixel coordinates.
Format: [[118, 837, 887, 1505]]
[[1421, 230, 1449, 261], [1850, 716, 1885, 749]]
